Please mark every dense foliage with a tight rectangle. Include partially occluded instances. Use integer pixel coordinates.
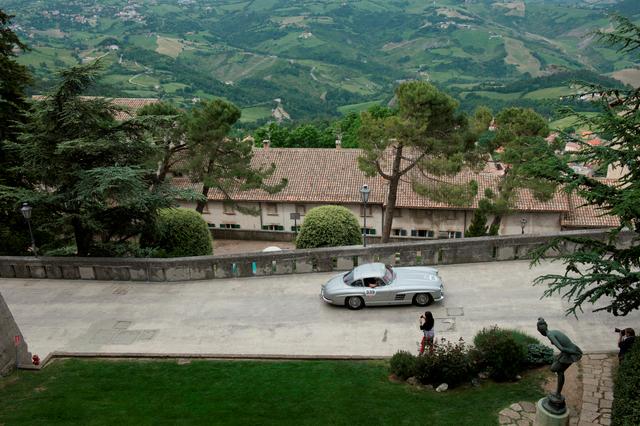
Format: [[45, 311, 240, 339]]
[[389, 351, 416, 381], [141, 208, 213, 257], [613, 341, 640, 425], [473, 326, 528, 381], [1, 61, 191, 256], [413, 339, 476, 388], [295, 205, 362, 249], [525, 16, 640, 316]]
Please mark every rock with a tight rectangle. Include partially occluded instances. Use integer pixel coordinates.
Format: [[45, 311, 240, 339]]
[[499, 408, 520, 420], [478, 371, 490, 379], [436, 383, 448, 392], [423, 384, 434, 391], [406, 376, 420, 386], [520, 401, 536, 413], [515, 375, 522, 380], [471, 378, 480, 387], [510, 403, 522, 412]]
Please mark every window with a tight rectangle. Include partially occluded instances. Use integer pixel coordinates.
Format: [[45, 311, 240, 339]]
[[295, 204, 306, 216], [291, 225, 301, 232], [447, 231, 463, 239], [219, 223, 240, 229], [361, 228, 376, 235], [351, 279, 364, 287], [207, 223, 215, 229], [393, 209, 402, 218], [411, 229, 434, 238], [360, 205, 373, 217], [223, 204, 234, 215], [265, 203, 278, 216], [392, 229, 407, 236], [262, 224, 284, 231]]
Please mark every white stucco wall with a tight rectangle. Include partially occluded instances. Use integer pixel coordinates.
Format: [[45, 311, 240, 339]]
[[500, 212, 562, 235]]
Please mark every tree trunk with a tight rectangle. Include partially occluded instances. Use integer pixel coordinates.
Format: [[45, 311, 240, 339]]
[[72, 217, 92, 257], [196, 185, 210, 213], [381, 145, 404, 243], [488, 215, 502, 235]]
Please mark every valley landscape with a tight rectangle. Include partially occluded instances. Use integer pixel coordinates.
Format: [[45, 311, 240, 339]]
[[1, 0, 638, 124]]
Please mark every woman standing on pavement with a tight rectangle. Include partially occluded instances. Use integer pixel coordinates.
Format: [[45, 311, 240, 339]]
[[419, 311, 435, 355]]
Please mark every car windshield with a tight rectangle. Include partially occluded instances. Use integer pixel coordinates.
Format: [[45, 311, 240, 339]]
[[384, 266, 394, 284], [343, 270, 354, 285]]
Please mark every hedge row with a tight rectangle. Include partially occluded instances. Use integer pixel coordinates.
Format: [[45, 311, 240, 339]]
[[613, 341, 640, 425]]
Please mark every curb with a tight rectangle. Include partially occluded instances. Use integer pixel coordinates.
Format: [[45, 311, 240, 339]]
[[20, 352, 390, 370]]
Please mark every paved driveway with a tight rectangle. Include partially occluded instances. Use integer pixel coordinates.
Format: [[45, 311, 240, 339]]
[[1, 260, 639, 358]]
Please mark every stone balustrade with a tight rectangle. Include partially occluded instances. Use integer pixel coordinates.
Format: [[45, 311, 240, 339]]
[[0, 230, 632, 282]]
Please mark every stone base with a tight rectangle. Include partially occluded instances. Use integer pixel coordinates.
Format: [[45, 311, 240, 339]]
[[535, 398, 570, 426]]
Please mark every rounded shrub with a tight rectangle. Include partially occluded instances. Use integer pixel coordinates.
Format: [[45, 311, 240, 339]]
[[473, 326, 527, 381], [142, 208, 213, 257], [414, 339, 475, 388], [613, 341, 640, 425], [389, 350, 417, 380], [525, 343, 554, 366], [295, 205, 362, 249]]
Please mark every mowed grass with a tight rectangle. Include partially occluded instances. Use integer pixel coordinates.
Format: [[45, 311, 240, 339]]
[[0, 359, 545, 426]]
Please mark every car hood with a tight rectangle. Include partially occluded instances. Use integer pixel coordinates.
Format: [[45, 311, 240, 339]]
[[394, 267, 441, 287], [323, 274, 346, 293]]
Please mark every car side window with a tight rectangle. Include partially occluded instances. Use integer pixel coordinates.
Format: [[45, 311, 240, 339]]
[[352, 280, 364, 287]]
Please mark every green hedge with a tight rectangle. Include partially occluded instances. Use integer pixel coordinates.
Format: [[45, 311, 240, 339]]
[[613, 341, 640, 425], [473, 326, 528, 381], [295, 205, 362, 249], [142, 208, 213, 257]]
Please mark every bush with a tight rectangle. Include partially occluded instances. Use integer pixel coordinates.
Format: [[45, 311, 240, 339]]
[[141, 208, 213, 257], [473, 326, 527, 381], [295, 205, 362, 249], [414, 338, 475, 388], [613, 341, 640, 425], [525, 343, 554, 366], [389, 351, 416, 380]]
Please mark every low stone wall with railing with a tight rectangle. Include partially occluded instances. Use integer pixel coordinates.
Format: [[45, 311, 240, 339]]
[[0, 230, 633, 282]]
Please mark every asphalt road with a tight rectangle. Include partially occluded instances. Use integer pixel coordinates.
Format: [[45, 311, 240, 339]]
[[2, 259, 639, 358]]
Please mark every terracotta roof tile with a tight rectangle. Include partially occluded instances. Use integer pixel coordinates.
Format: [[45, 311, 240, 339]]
[[172, 148, 570, 212], [32, 95, 159, 120], [562, 182, 621, 228]]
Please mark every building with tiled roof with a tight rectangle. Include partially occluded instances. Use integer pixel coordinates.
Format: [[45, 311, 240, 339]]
[[31, 96, 159, 120], [173, 147, 619, 238]]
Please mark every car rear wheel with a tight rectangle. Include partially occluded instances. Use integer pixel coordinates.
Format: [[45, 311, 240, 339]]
[[346, 296, 364, 310], [413, 293, 433, 307]]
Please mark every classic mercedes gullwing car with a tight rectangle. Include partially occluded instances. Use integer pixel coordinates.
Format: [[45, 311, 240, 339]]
[[320, 262, 444, 310]]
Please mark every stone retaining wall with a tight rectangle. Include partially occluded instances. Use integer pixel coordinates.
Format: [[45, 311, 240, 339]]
[[0, 291, 31, 375], [0, 230, 632, 282]]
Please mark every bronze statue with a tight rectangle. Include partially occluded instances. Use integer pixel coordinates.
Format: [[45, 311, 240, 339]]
[[537, 317, 583, 415]]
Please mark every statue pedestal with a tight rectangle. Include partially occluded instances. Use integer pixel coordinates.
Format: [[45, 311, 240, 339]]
[[535, 398, 569, 426]]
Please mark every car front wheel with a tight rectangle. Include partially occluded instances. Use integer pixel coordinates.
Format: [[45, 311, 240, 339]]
[[413, 293, 433, 307], [346, 296, 364, 310]]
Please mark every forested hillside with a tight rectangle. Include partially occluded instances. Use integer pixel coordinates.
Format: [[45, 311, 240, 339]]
[[1, 0, 638, 122]]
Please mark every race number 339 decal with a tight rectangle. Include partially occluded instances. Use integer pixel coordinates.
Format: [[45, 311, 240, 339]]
[[364, 288, 376, 297]]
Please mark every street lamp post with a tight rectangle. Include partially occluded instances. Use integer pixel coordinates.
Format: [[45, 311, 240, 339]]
[[520, 217, 528, 235], [20, 202, 38, 257], [360, 184, 370, 247]]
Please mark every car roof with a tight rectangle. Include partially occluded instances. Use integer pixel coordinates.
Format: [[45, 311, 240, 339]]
[[353, 263, 387, 281]]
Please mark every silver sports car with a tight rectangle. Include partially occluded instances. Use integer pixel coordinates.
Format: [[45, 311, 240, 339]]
[[320, 263, 444, 310]]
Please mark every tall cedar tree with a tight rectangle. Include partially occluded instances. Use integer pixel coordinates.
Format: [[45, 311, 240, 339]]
[[184, 99, 286, 214], [357, 81, 479, 242], [0, 10, 32, 254], [10, 62, 184, 256], [524, 16, 640, 316]]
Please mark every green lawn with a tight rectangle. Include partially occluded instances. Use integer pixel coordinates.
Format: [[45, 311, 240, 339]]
[[0, 359, 545, 425]]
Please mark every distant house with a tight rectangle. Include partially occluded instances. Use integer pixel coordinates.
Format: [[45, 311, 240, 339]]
[[31, 96, 159, 121]]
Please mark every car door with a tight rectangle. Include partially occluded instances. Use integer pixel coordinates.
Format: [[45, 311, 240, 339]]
[[363, 277, 394, 305]]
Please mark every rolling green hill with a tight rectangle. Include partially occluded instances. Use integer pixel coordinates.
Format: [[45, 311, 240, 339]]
[[1, 0, 638, 122]]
